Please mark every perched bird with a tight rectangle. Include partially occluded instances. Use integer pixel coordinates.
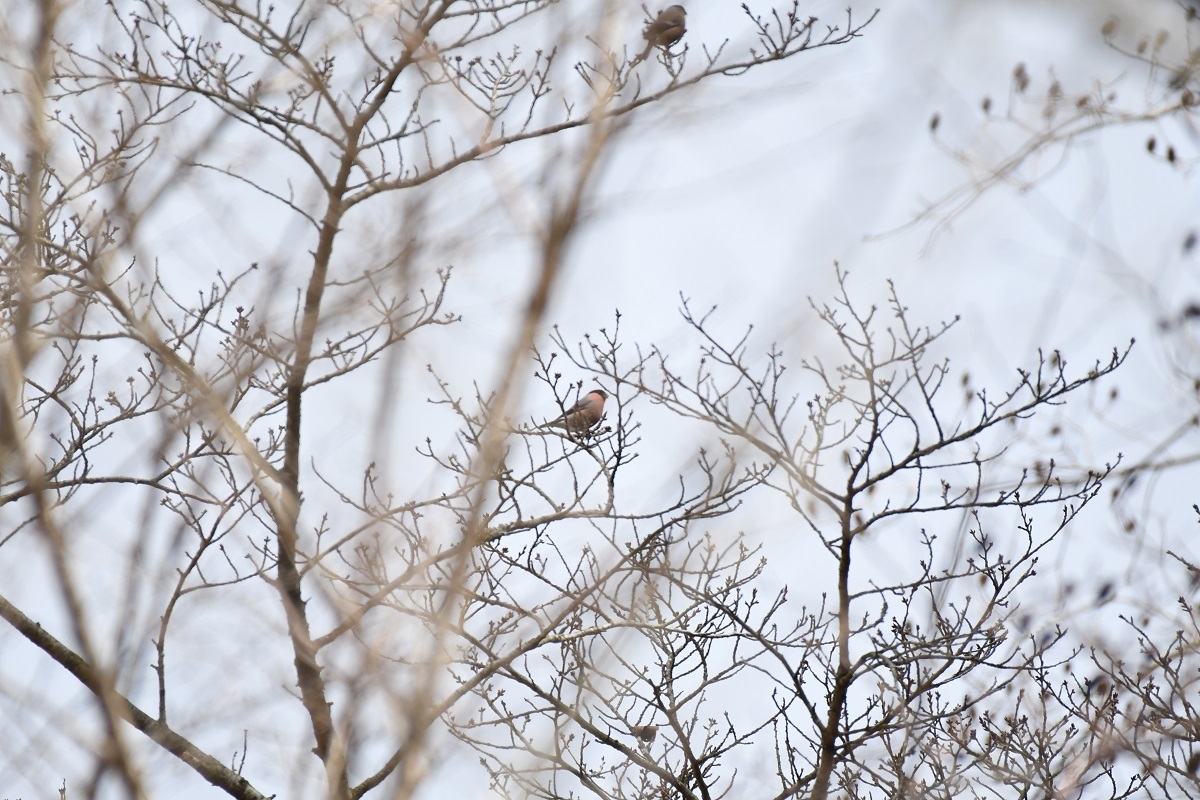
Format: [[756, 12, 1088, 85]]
[[631, 724, 659, 742], [540, 389, 607, 433], [637, 5, 687, 61]]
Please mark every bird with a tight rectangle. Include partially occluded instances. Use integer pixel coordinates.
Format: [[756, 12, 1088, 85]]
[[631, 724, 659, 742], [637, 5, 686, 61], [539, 389, 607, 433]]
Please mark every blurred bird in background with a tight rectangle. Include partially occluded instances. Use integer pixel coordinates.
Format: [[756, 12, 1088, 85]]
[[637, 5, 686, 61], [631, 724, 659, 743], [539, 389, 607, 433]]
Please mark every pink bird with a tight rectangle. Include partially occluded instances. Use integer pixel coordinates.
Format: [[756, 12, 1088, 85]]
[[540, 389, 608, 433]]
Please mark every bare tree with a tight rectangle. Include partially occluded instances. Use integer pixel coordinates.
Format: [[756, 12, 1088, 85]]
[[535, 270, 1130, 800], [1, 1, 1159, 799], [0, 0, 879, 797], [879, 3, 1200, 798]]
